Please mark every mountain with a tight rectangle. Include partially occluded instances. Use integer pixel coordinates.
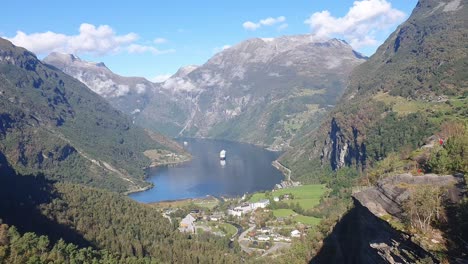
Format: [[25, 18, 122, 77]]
[[281, 0, 468, 180], [0, 38, 185, 193], [43, 52, 189, 136], [46, 36, 366, 148], [156, 35, 366, 148]]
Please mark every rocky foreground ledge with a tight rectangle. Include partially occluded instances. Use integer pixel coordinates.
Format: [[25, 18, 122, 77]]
[[311, 173, 465, 264], [354, 173, 464, 218]]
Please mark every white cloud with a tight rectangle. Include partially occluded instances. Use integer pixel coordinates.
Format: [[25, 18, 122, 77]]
[[6, 23, 137, 55], [127, 44, 175, 55], [304, 0, 406, 49], [242, 21, 261, 31], [135, 83, 147, 94], [162, 77, 198, 92], [278, 23, 288, 31], [260, 16, 285, 26], [243, 16, 286, 31], [151, 74, 172, 83], [154, 37, 167, 44], [5, 23, 174, 56]]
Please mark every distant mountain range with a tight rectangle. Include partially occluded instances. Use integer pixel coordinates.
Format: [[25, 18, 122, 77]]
[[46, 35, 366, 149]]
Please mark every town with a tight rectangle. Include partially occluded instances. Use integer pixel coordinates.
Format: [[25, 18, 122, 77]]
[[153, 184, 328, 256]]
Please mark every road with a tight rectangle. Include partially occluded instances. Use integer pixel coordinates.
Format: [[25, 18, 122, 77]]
[[261, 242, 291, 257], [238, 224, 257, 253]]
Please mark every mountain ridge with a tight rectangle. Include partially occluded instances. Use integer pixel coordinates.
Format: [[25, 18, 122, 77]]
[[46, 34, 367, 148], [0, 37, 185, 192], [281, 0, 468, 179], [159, 35, 367, 148]]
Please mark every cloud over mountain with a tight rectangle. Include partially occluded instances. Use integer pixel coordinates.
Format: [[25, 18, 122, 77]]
[[5, 23, 172, 56], [243, 16, 286, 31], [305, 0, 406, 49]]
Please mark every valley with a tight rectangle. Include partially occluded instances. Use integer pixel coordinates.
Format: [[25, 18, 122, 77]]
[[0, 0, 467, 263]]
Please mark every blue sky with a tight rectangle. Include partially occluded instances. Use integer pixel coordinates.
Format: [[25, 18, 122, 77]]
[[1, 0, 417, 81]]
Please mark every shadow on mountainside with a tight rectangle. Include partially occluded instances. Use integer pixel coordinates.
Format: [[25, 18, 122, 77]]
[[0, 151, 93, 248], [310, 198, 437, 264], [438, 174, 468, 262]]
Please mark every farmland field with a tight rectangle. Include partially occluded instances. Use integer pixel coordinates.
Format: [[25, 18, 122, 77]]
[[249, 184, 327, 210]]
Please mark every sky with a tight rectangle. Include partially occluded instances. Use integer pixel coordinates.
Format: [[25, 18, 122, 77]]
[[1, 0, 417, 82]]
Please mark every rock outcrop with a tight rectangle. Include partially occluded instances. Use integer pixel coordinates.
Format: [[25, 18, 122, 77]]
[[312, 173, 465, 264], [354, 173, 462, 217]]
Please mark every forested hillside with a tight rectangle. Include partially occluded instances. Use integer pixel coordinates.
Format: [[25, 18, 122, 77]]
[[0, 38, 184, 193], [282, 0, 467, 181], [0, 152, 241, 263]]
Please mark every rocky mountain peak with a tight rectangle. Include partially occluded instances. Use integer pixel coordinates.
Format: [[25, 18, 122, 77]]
[[415, 0, 464, 15], [47, 52, 80, 63], [155, 34, 366, 146], [44, 52, 110, 72], [0, 38, 39, 71], [172, 65, 198, 79], [43, 53, 157, 99]]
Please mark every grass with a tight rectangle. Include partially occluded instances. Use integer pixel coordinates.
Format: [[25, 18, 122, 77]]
[[257, 185, 327, 227], [272, 209, 296, 217], [373, 92, 453, 116], [285, 198, 322, 209], [194, 200, 219, 209], [250, 184, 327, 210], [294, 215, 321, 225], [150, 196, 219, 209], [272, 209, 321, 226], [219, 223, 238, 237]]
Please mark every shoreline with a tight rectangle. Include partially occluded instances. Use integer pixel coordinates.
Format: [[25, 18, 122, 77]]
[[147, 154, 192, 169], [123, 183, 153, 196], [125, 154, 192, 196], [271, 160, 292, 182], [127, 140, 292, 201], [148, 195, 220, 207]]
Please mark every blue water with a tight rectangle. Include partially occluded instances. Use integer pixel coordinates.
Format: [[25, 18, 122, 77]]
[[129, 138, 284, 203]]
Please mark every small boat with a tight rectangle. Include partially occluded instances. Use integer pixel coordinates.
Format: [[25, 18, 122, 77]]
[[219, 150, 226, 160], [183, 141, 188, 146]]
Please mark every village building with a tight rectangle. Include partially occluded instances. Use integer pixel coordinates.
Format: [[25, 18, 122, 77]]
[[257, 235, 270, 241], [228, 208, 243, 217], [250, 199, 270, 209], [209, 212, 224, 221], [291, 229, 301, 238], [179, 214, 196, 233]]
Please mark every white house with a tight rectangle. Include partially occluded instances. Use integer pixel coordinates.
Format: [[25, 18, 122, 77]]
[[257, 235, 270, 241], [228, 208, 243, 217], [291, 229, 301, 238], [258, 227, 271, 234], [179, 214, 196, 233], [250, 199, 270, 209]]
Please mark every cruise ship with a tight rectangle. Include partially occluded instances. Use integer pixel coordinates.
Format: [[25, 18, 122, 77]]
[[219, 150, 226, 160]]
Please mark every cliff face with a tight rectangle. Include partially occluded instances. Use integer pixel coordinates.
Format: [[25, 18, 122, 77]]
[[321, 118, 366, 170], [311, 173, 464, 264]]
